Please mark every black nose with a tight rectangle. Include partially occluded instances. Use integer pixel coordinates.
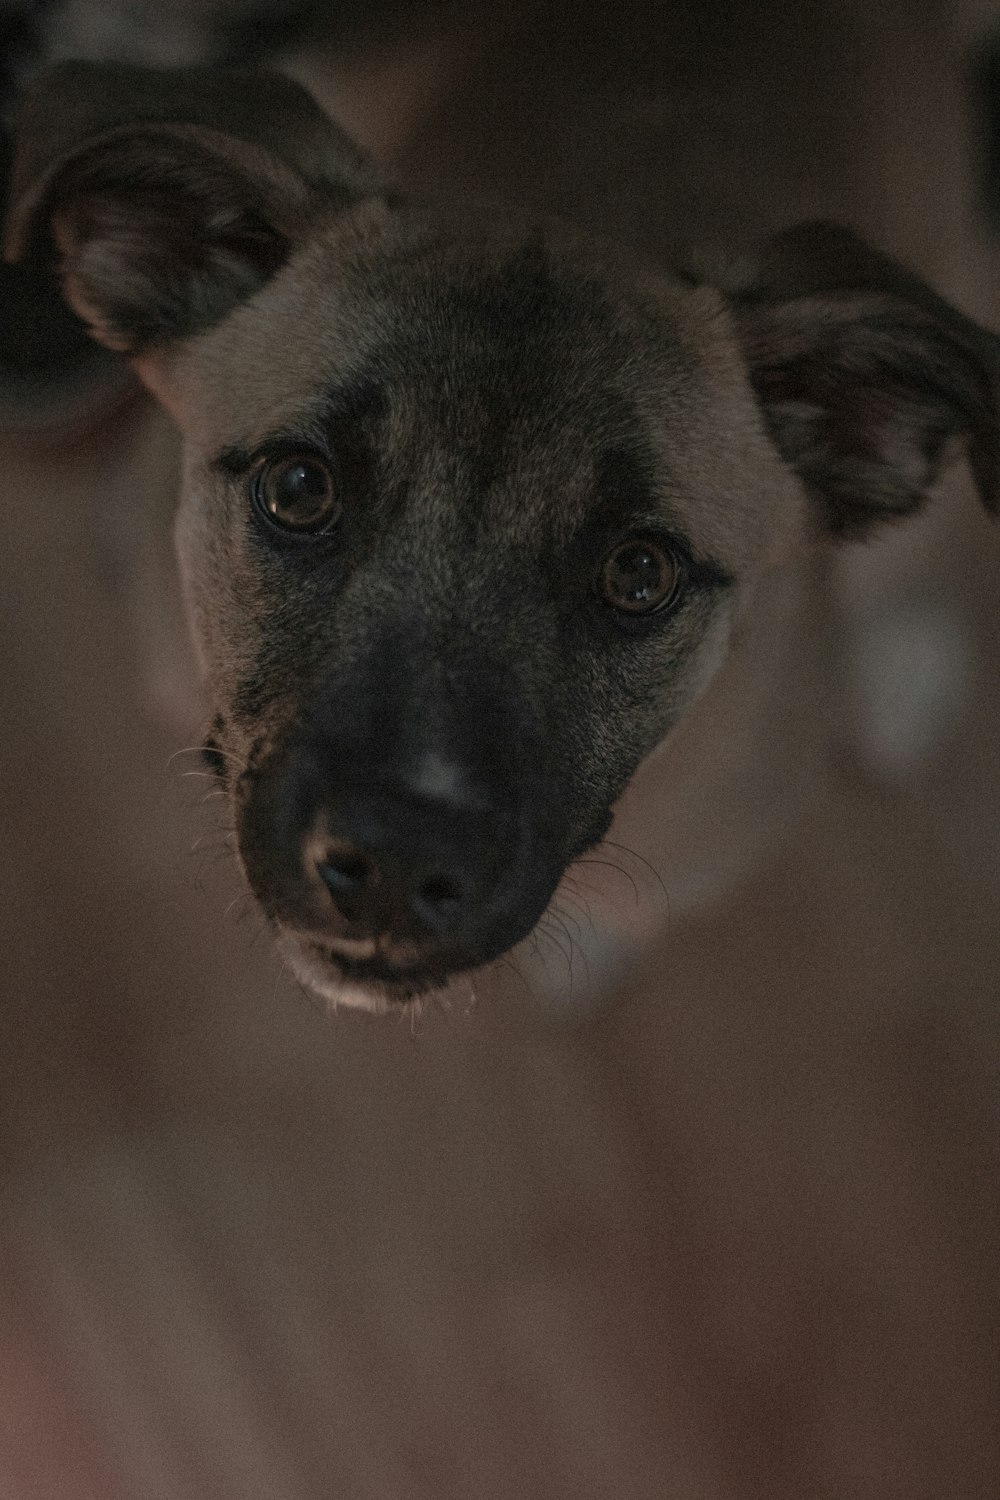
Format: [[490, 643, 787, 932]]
[[313, 783, 506, 943], [318, 842, 467, 936]]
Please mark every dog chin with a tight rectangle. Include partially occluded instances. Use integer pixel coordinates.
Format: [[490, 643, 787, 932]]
[[278, 933, 449, 1014]]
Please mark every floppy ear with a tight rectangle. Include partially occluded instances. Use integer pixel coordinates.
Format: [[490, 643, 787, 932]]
[[3, 61, 381, 355], [726, 222, 1000, 537]]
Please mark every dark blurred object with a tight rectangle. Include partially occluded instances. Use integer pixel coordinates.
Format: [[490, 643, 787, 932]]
[[0, 0, 439, 429], [0, 3, 58, 108], [0, 258, 130, 430], [4, 0, 440, 76], [971, 30, 1000, 233]]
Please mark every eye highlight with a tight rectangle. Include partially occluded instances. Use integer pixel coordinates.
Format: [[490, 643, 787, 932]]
[[251, 452, 340, 536], [598, 538, 681, 615]]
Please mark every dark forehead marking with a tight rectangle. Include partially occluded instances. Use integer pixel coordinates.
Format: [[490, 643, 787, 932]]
[[356, 238, 691, 397], [595, 443, 658, 516], [211, 377, 387, 475], [323, 248, 685, 515]]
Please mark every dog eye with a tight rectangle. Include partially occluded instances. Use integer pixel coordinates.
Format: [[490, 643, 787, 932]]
[[251, 453, 340, 535], [599, 538, 681, 615]]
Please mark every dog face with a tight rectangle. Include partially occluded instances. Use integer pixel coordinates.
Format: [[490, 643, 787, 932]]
[[7, 64, 998, 1009], [163, 212, 764, 1005]]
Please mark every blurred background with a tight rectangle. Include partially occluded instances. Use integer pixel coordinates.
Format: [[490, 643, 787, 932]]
[[1, 3, 999, 1496]]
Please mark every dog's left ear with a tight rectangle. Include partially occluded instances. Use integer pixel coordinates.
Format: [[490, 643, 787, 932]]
[[4, 61, 381, 356], [725, 222, 1000, 537]]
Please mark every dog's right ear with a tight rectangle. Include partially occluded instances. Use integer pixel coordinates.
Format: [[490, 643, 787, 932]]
[[3, 62, 381, 355]]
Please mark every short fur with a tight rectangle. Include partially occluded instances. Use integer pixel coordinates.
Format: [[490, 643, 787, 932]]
[[6, 62, 999, 1009]]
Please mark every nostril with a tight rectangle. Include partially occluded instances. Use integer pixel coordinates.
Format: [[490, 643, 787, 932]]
[[317, 851, 370, 898], [414, 871, 464, 922]]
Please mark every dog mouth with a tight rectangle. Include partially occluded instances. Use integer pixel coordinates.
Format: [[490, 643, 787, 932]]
[[318, 946, 448, 996], [281, 934, 459, 1010]]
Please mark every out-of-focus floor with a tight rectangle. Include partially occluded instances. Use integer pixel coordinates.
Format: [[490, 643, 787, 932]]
[[1, 3, 999, 1497]]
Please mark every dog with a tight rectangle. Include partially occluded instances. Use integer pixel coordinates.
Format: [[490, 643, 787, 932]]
[[5, 61, 998, 1013]]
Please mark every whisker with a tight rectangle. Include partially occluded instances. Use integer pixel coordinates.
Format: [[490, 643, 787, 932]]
[[550, 901, 591, 988], [199, 847, 240, 873], [536, 915, 573, 977], [549, 897, 584, 941], [598, 838, 668, 899], [223, 890, 252, 922], [558, 872, 605, 918], [575, 857, 640, 905], [494, 953, 538, 1007], [555, 885, 597, 933], [189, 830, 237, 855], [167, 743, 249, 772]]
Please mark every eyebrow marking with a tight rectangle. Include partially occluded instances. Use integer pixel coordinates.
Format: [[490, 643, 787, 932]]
[[214, 444, 254, 477], [211, 378, 387, 479], [212, 429, 330, 477], [596, 444, 733, 590]]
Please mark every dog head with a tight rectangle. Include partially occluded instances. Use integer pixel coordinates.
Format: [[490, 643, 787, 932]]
[[7, 64, 998, 1009]]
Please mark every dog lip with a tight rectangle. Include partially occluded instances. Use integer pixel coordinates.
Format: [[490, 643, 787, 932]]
[[321, 934, 378, 961], [304, 940, 447, 996], [279, 935, 419, 1012]]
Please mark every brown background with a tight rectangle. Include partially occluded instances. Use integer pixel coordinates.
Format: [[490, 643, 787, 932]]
[[1, 3, 999, 1496]]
